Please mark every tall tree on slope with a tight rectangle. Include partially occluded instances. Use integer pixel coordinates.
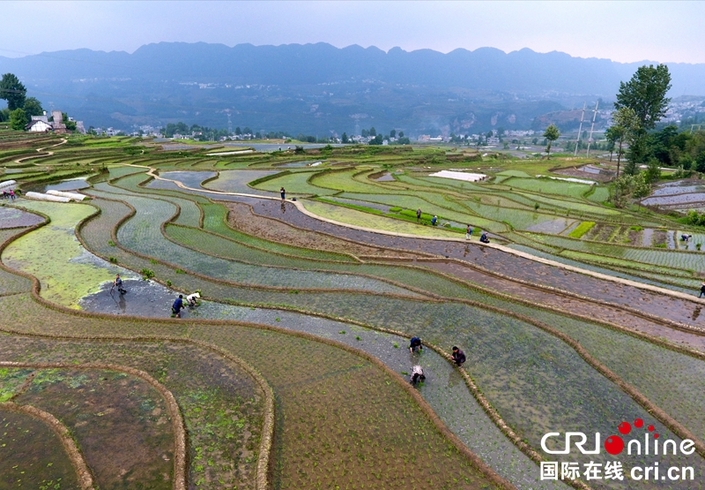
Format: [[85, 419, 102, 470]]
[[614, 64, 671, 165], [0, 73, 27, 111]]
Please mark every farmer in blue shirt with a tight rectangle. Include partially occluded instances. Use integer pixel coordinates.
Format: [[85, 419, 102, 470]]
[[409, 336, 423, 353], [172, 295, 185, 318]]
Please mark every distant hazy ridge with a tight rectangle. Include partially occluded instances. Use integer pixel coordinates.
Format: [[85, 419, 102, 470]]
[[2, 42, 703, 134]]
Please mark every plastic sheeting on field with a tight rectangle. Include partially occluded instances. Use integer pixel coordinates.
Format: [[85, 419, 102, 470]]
[[46, 190, 88, 201], [429, 170, 487, 182], [0, 180, 17, 191], [25, 191, 72, 203]]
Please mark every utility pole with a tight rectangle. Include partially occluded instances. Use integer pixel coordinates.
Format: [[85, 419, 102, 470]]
[[574, 102, 586, 156], [226, 110, 233, 135], [586, 100, 599, 158]]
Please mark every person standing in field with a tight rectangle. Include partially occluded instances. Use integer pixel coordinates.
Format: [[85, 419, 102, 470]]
[[416, 208, 422, 222], [699, 283, 705, 298], [280, 187, 286, 200], [466, 224, 473, 239], [114, 274, 126, 294]]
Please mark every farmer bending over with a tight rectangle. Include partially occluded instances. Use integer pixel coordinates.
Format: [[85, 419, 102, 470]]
[[410, 365, 426, 385], [172, 295, 185, 318], [451, 346, 466, 367], [186, 292, 200, 307]]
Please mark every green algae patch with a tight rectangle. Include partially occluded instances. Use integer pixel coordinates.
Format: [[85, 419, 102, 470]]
[[2, 201, 117, 308], [301, 199, 460, 238]]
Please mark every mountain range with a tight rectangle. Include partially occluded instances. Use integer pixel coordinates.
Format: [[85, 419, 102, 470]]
[[2, 42, 704, 136]]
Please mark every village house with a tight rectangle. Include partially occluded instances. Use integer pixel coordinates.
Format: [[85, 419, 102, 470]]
[[26, 114, 53, 132], [25, 111, 75, 133]]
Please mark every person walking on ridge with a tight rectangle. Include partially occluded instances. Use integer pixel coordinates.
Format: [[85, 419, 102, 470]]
[[280, 187, 286, 200]]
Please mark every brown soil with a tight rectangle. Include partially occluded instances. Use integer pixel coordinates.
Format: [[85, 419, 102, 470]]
[[587, 223, 614, 242], [553, 166, 614, 183], [627, 228, 640, 245], [224, 201, 421, 259], [653, 229, 668, 247]]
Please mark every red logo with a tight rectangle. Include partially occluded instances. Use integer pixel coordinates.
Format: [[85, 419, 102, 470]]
[[604, 418, 658, 455]]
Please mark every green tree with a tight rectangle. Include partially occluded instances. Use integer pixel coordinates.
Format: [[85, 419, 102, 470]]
[[686, 131, 705, 169], [604, 126, 619, 162], [9, 108, 27, 130], [632, 172, 652, 199], [543, 124, 560, 159], [22, 97, 43, 117], [610, 173, 651, 206], [390, 129, 396, 138], [0, 73, 27, 111], [615, 64, 671, 131], [644, 159, 661, 184], [368, 134, 384, 145], [341, 132, 349, 143], [611, 174, 634, 208], [610, 107, 640, 177], [614, 64, 671, 167], [369, 127, 377, 137], [62, 112, 76, 131]]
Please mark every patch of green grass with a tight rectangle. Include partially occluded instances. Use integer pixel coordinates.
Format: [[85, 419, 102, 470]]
[[568, 221, 596, 238]]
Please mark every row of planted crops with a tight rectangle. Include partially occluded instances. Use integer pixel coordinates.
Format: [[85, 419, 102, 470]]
[[3, 134, 705, 489]]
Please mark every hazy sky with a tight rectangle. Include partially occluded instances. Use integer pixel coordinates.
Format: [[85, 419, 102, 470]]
[[3, 1, 704, 64]]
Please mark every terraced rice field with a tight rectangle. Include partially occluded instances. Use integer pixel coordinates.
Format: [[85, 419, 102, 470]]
[[4, 134, 705, 489]]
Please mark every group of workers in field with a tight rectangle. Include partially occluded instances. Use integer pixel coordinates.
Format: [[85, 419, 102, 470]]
[[112, 274, 200, 318], [407, 335, 466, 386], [416, 208, 490, 243], [116, 272, 466, 383]]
